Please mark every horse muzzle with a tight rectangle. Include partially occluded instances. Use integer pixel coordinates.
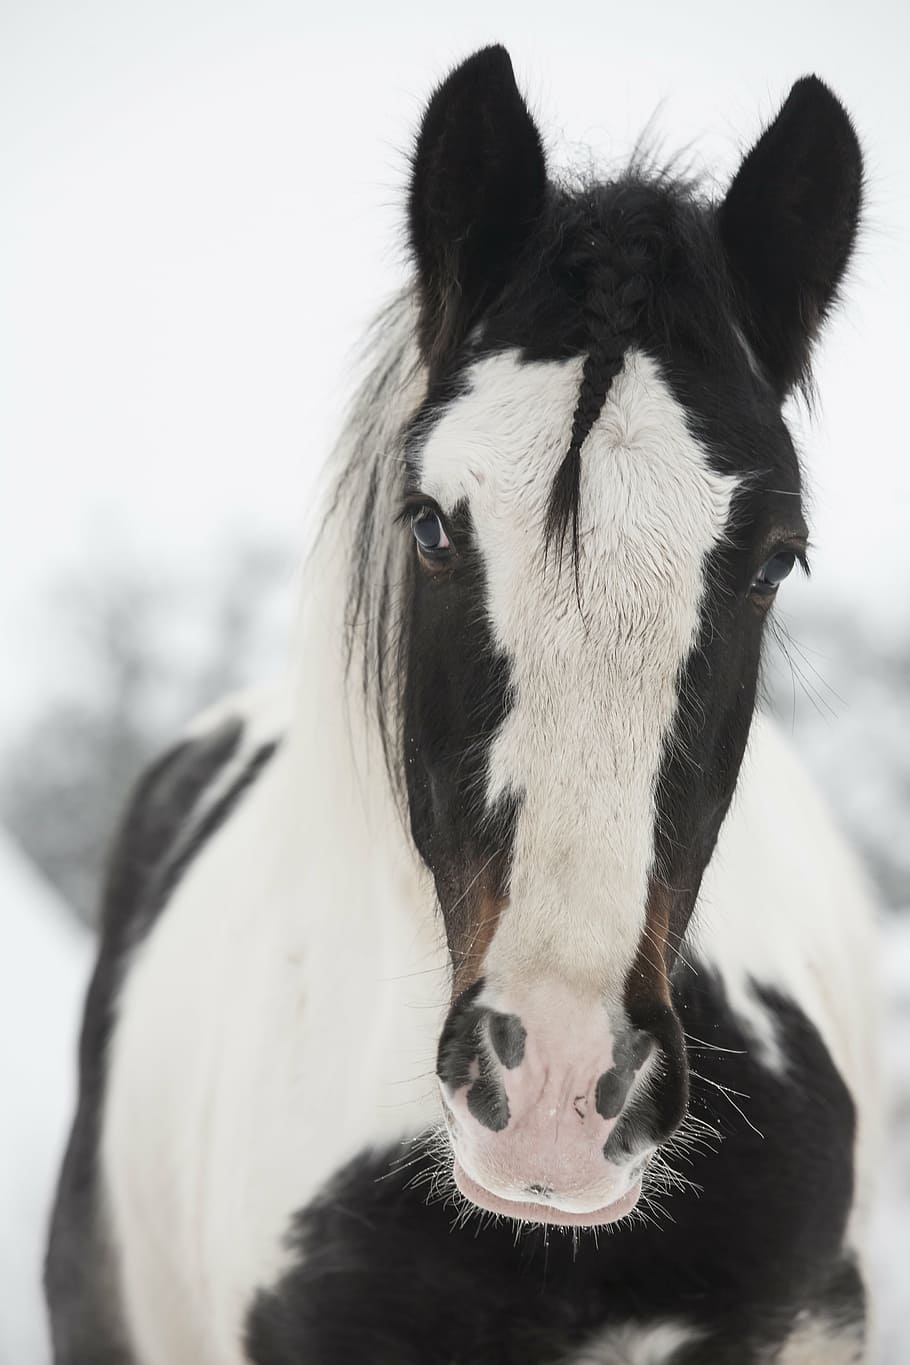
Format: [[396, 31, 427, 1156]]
[[436, 975, 687, 1226]]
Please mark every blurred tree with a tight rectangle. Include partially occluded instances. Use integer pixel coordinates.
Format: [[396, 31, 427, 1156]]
[[0, 540, 293, 925]]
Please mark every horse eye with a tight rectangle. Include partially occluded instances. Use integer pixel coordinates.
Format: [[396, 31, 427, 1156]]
[[751, 551, 796, 595], [411, 509, 451, 557]]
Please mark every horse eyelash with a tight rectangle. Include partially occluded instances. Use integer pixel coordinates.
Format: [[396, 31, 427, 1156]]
[[394, 493, 443, 526], [787, 543, 811, 577]]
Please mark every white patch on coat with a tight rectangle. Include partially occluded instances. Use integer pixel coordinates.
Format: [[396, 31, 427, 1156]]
[[696, 713, 879, 1088], [773, 1308, 864, 1364], [563, 1318, 702, 1363], [692, 711, 881, 1258], [101, 669, 447, 1360], [416, 348, 738, 1001], [102, 295, 438, 1365]]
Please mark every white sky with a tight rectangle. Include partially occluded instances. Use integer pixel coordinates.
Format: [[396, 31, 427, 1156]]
[[2, 0, 908, 733]]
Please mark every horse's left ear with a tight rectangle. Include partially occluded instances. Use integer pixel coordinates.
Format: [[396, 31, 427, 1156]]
[[718, 77, 863, 395], [408, 45, 547, 367]]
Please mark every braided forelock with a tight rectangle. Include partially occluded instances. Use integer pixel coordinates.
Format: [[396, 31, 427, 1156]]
[[545, 201, 671, 576]]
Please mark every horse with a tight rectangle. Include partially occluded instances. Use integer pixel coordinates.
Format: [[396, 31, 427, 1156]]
[[46, 44, 878, 1365]]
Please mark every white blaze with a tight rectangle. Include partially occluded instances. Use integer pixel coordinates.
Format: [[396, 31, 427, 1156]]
[[417, 349, 738, 999]]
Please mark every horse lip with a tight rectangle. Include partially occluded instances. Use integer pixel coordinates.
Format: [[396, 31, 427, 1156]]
[[452, 1160, 642, 1227]]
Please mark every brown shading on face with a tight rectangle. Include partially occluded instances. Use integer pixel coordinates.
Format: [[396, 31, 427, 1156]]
[[606, 878, 690, 1152], [446, 870, 510, 998], [625, 879, 673, 1011]]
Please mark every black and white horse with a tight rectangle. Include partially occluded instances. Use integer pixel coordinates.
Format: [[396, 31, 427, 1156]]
[[47, 46, 878, 1365]]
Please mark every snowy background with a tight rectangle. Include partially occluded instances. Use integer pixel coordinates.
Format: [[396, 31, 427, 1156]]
[[1, 1, 908, 1360]]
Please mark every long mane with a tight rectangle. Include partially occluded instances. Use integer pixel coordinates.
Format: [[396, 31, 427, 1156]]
[[320, 290, 426, 788]]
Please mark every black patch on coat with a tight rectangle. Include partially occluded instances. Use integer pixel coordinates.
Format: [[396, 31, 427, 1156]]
[[645, 361, 812, 969], [245, 962, 864, 1364], [45, 720, 279, 1363]]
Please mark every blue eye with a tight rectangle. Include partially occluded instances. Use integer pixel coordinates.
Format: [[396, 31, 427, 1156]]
[[411, 508, 451, 557], [751, 551, 796, 595]]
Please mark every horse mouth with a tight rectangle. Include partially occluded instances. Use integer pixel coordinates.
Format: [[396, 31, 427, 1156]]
[[452, 1160, 642, 1227]]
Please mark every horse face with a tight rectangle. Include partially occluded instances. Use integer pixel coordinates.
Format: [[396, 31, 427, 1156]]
[[398, 47, 861, 1225]]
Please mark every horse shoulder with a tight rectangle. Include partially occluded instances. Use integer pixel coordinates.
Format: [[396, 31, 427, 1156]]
[[695, 712, 876, 1073], [97, 681, 443, 1364], [46, 684, 286, 1365], [693, 711, 880, 1260]]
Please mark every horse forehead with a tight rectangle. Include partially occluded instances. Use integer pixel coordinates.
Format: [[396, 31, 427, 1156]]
[[419, 347, 739, 615], [417, 350, 581, 501], [421, 347, 733, 502]]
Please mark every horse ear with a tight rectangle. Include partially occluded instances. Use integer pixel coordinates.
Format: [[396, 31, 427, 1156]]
[[718, 77, 863, 395], [408, 45, 547, 366]]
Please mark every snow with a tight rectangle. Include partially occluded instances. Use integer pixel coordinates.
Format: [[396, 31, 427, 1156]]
[[0, 830, 92, 1365], [869, 914, 910, 1363], [0, 833, 907, 1360]]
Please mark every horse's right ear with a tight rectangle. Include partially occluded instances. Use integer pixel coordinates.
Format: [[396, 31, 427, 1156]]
[[408, 45, 547, 367]]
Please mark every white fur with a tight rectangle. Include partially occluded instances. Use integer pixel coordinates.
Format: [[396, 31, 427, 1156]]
[[774, 1309, 865, 1364], [564, 1319, 702, 1363], [693, 712, 880, 1250], [99, 332, 877, 1363], [102, 681, 448, 1363], [566, 1311, 865, 1364]]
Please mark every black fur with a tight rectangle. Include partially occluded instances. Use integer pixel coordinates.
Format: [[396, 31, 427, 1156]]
[[606, 999, 690, 1160], [45, 721, 279, 1362], [488, 1010, 527, 1069], [595, 1031, 651, 1121], [718, 76, 863, 395], [402, 501, 520, 968], [409, 45, 547, 368], [245, 967, 862, 1364]]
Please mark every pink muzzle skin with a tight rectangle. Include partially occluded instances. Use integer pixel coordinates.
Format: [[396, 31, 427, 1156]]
[[453, 1159, 642, 1227], [437, 980, 658, 1227]]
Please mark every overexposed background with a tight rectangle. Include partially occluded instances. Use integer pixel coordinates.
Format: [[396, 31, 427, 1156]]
[[1, 1, 908, 1360]]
